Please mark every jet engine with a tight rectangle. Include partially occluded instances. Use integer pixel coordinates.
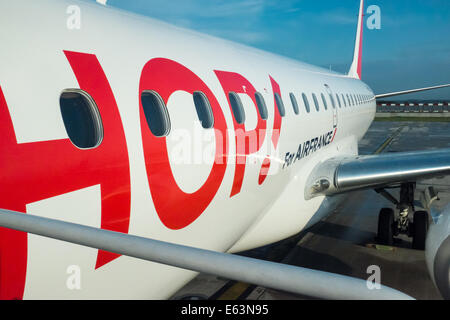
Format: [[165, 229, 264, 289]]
[[425, 206, 450, 299]]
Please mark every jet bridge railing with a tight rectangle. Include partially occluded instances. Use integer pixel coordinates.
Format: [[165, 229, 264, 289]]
[[0, 209, 413, 300]]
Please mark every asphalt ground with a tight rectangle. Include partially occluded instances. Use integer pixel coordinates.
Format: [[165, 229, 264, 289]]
[[172, 120, 450, 300]]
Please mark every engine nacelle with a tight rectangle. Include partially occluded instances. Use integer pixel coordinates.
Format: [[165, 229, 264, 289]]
[[425, 205, 450, 299]]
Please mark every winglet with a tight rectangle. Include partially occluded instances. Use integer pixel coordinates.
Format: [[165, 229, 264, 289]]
[[348, 0, 364, 79]]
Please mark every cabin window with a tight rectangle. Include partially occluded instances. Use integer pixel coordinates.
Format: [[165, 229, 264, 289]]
[[60, 89, 104, 148], [341, 94, 347, 107], [255, 92, 268, 120], [346, 94, 351, 106], [229, 91, 246, 124], [336, 94, 342, 108], [312, 93, 320, 111], [329, 94, 336, 109], [274, 93, 286, 117], [289, 93, 299, 115], [321, 93, 328, 110], [141, 90, 171, 137], [302, 93, 311, 113], [350, 94, 355, 106], [193, 91, 214, 129]]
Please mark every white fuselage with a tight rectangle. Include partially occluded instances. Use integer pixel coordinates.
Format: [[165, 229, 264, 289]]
[[0, 0, 375, 299]]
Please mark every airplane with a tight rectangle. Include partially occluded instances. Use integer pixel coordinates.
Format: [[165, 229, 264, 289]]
[[0, 0, 449, 300]]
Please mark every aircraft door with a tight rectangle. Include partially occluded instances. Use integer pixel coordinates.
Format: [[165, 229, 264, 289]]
[[324, 84, 337, 128]]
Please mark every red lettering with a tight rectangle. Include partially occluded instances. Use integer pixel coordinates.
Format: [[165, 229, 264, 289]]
[[0, 51, 131, 299], [139, 58, 228, 230], [214, 71, 267, 196], [258, 76, 283, 185]]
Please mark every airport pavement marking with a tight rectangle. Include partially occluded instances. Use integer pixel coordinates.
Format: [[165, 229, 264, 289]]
[[373, 124, 405, 154]]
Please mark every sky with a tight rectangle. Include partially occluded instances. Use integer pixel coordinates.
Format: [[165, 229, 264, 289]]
[[91, 0, 449, 100]]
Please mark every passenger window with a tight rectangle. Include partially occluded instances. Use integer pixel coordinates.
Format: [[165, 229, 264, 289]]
[[335, 94, 341, 108], [193, 91, 214, 129], [312, 93, 320, 111], [321, 93, 328, 110], [350, 94, 355, 106], [341, 94, 347, 107], [60, 89, 103, 149], [289, 93, 299, 115], [141, 90, 171, 137], [346, 94, 351, 106], [229, 91, 246, 124], [274, 93, 286, 117], [328, 94, 335, 109], [255, 92, 268, 120], [302, 93, 311, 113]]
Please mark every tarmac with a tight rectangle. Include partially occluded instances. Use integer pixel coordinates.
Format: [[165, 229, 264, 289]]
[[171, 120, 450, 300]]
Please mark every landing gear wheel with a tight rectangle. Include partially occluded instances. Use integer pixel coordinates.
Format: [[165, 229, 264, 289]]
[[378, 208, 394, 246], [412, 211, 429, 250]]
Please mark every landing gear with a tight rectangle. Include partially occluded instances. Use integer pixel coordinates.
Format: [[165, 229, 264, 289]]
[[376, 182, 429, 250]]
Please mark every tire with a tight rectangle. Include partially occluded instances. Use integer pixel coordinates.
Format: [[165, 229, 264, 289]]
[[412, 211, 429, 250], [378, 208, 395, 246]]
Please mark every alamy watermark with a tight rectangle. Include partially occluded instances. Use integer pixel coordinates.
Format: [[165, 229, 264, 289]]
[[66, 1, 107, 30], [66, 265, 82, 290], [366, 265, 381, 290], [366, 5, 381, 30], [66, 5, 81, 30]]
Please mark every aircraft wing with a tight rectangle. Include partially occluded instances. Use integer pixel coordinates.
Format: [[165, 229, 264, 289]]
[[375, 84, 450, 99], [305, 148, 450, 199]]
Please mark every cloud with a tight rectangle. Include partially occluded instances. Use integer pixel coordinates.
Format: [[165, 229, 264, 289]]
[[316, 10, 357, 25]]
